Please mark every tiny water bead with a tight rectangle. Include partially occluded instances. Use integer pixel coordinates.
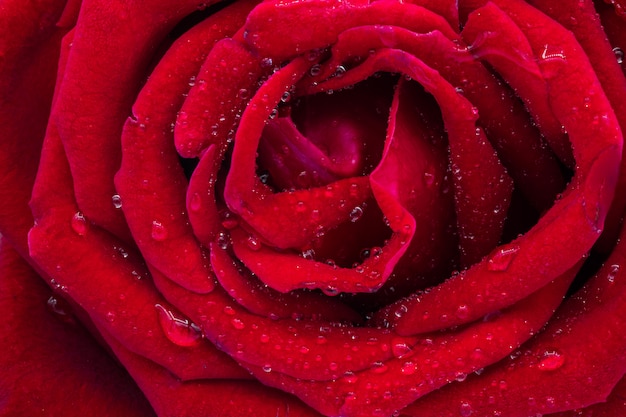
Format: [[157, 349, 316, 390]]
[[189, 192, 202, 212], [151, 220, 168, 241], [155, 304, 203, 347], [71, 211, 88, 236], [111, 194, 122, 209], [487, 246, 520, 272]]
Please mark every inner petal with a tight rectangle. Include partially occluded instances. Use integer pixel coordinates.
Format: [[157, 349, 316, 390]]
[[257, 76, 394, 190]]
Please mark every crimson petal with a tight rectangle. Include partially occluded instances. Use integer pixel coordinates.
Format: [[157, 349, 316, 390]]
[[0, 241, 156, 417]]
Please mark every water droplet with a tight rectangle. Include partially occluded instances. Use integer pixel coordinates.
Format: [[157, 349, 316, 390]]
[[334, 65, 346, 77], [613, 47, 624, 64], [216, 232, 230, 250], [223, 305, 236, 315], [607, 264, 620, 283], [392, 339, 413, 358], [371, 362, 388, 373], [189, 192, 202, 212], [459, 401, 473, 417], [456, 304, 470, 319], [262, 364, 272, 373], [246, 234, 261, 251], [394, 304, 408, 319], [349, 206, 364, 222], [71, 212, 88, 236], [47, 295, 69, 317], [155, 304, 202, 347], [296, 201, 307, 213], [111, 194, 123, 209], [260, 57, 274, 68], [487, 246, 519, 271], [540, 44, 566, 61], [301, 249, 315, 260], [309, 64, 321, 76], [538, 350, 565, 371], [401, 361, 416, 375], [238, 88, 250, 100], [105, 311, 116, 322], [231, 318, 245, 329], [281, 91, 291, 103], [151, 220, 168, 241]]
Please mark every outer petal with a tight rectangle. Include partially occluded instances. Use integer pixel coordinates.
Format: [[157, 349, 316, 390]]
[[0, 240, 155, 416], [0, 0, 67, 255]]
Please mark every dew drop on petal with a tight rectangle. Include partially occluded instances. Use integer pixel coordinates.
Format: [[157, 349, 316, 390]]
[[401, 361, 416, 375], [231, 318, 245, 329], [246, 234, 262, 251], [538, 350, 565, 371], [607, 264, 620, 283], [189, 192, 202, 212], [487, 246, 519, 271], [105, 311, 116, 322], [394, 304, 408, 319], [155, 304, 203, 347], [349, 206, 364, 222], [111, 194, 123, 209], [456, 304, 470, 319], [392, 339, 413, 358], [371, 361, 388, 374], [47, 295, 69, 317], [614, 47, 624, 65], [459, 401, 473, 417], [151, 220, 168, 241], [71, 212, 88, 236]]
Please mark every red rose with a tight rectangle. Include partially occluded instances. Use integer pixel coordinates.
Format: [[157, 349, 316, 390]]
[[2, 0, 626, 416]]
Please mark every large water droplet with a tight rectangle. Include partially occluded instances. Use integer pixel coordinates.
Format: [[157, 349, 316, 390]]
[[538, 349, 565, 371], [392, 339, 413, 358], [487, 246, 519, 271], [155, 304, 202, 347], [459, 401, 473, 417], [71, 212, 88, 236], [151, 220, 168, 241], [111, 194, 123, 209], [349, 206, 364, 222], [614, 47, 624, 65]]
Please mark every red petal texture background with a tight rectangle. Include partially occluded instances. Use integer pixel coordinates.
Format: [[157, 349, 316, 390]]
[[1, 0, 626, 416]]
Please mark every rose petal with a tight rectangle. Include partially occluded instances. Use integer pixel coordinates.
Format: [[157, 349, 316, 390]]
[[402, 223, 626, 416], [0, 0, 66, 255], [174, 35, 266, 158], [52, 0, 212, 240], [210, 242, 363, 322], [249, 266, 578, 417], [0, 240, 156, 416], [29, 130, 249, 381], [243, 0, 458, 60], [308, 26, 566, 211], [381, 0, 623, 334]]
